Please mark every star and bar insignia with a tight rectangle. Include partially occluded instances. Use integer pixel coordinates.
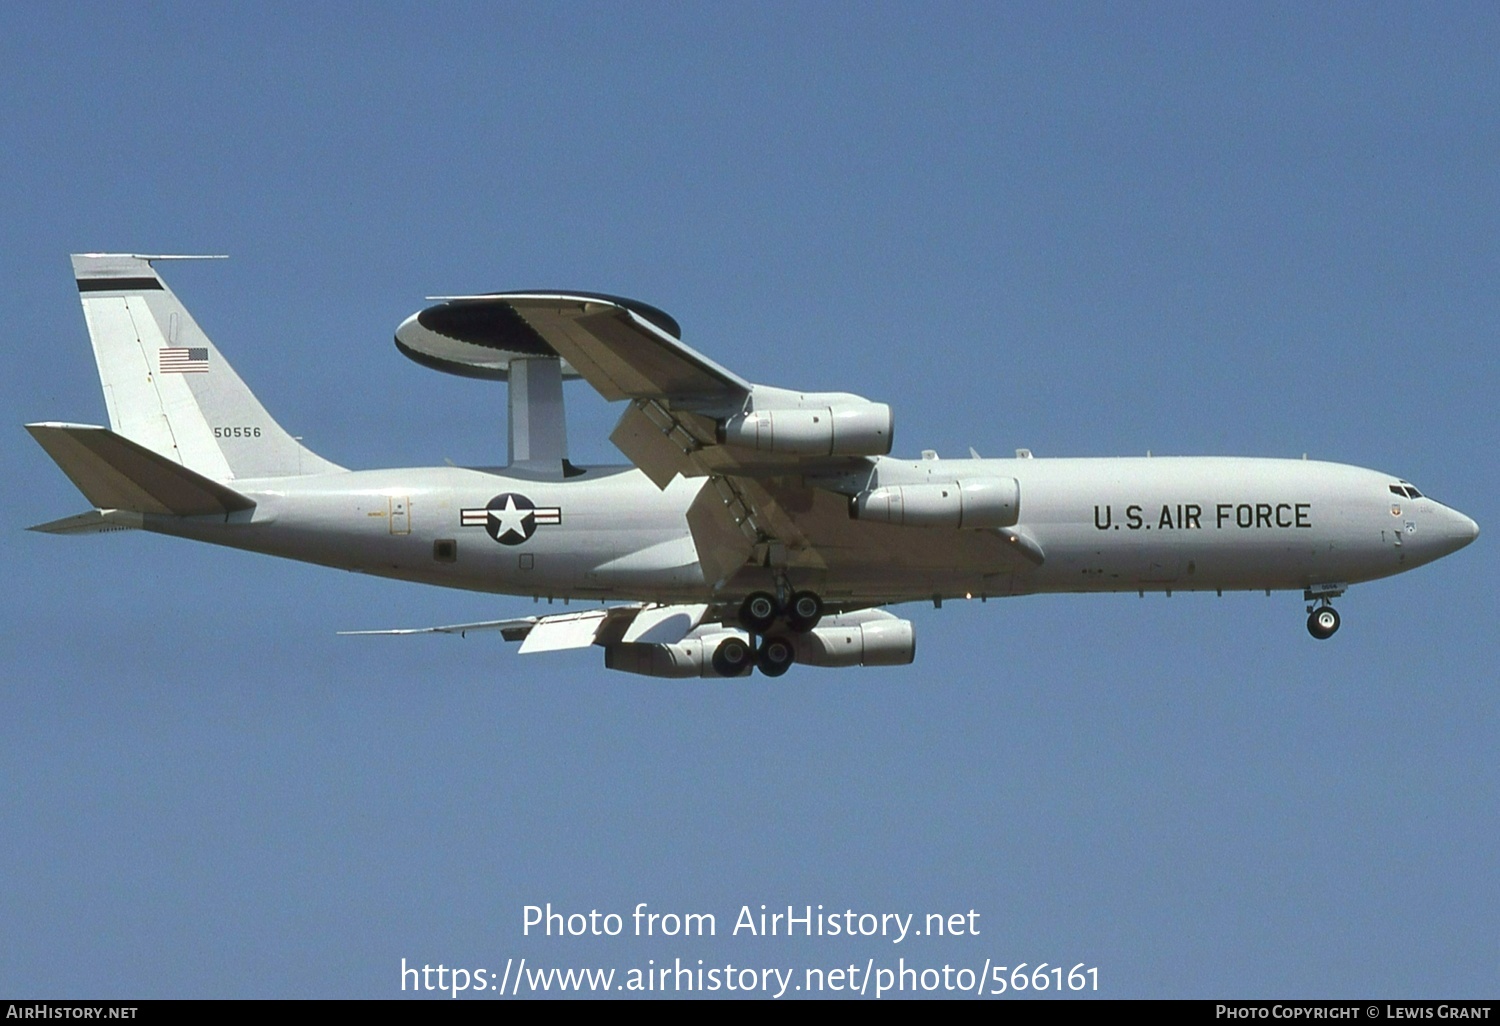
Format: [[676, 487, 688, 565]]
[[460, 493, 562, 545]]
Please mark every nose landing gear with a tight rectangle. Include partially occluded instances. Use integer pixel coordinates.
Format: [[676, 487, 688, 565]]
[[1306, 603, 1341, 640], [1304, 584, 1346, 640]]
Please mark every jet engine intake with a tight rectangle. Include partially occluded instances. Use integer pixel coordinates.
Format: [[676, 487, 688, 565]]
[[849, 478, 1019, 529], [717, 402, 893, 456]]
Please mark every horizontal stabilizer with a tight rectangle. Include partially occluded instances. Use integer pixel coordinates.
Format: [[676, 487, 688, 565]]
[[27, 509, 144, 534], [27, 423, 255, 516]]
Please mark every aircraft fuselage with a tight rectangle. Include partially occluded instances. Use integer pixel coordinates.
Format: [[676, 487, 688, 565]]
[[136, 453, 1478, 607]]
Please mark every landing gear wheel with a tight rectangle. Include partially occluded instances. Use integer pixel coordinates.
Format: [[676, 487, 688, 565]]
[[1307, 606, 1341, 640], [756, 635, 796, 677], [739, 592, 778, 633], [711, 636, 753, 676], [786, 590, 823, 632]]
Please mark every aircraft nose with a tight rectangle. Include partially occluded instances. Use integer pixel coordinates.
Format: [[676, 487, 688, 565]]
[[1435, 504, 1479, 555], [1459, 511, 1479, 544]]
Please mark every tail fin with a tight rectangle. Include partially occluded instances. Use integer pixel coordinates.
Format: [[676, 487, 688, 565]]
[[70, 254, 343, 480]]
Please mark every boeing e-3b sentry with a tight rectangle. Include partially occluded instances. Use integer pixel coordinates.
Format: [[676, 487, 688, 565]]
[[28, 254, 1479, 676]]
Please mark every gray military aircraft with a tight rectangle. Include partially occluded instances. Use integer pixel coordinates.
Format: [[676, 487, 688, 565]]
[[28, 254, 1479, 676]]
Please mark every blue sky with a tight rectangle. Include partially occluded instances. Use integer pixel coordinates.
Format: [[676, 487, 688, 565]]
[[2, 2, 1495, 998]]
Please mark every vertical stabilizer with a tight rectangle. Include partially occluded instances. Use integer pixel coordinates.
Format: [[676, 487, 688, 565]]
[[70, 254, 343, 480]]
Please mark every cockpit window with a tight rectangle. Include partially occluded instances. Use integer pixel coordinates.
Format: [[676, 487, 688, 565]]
[[1391, 483, 1424, 500], [1406, 486, 1422, 499]]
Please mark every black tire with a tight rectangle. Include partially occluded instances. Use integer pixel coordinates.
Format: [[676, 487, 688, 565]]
[[711, 636, 753, 676], [756, 635, 796, 677], [739, 591, 779, 633], [1307, 606, 1341, 640], [787, 590, 823, 632]]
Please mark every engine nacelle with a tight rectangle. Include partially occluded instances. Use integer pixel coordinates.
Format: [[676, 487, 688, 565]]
[[609, 633, 720, 681], [793, 612, 915, 668], [717, 402, 893, 456], [603, 639, 708, 678], [602, 629, 737, 679], [601, 613, 915, 676], [849, 478, 1019, 529]]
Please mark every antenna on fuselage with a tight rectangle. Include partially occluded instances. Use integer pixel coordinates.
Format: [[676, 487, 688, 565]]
[[392, 296, 584, 478], [504, 356, 570, 472]]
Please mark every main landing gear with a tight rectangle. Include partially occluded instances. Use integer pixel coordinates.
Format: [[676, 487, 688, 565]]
[[710, 589, 826, 677], [738, 589, 823, 633], [755, 634, 796, 677], [710, 631, 796, 678], [710, 635, 754, 677]]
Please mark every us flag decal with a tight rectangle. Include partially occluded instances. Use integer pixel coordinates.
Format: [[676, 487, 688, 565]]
[[159, 347, 209, 373]]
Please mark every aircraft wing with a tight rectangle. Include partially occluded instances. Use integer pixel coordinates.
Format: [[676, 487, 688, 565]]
[[339, 617, 540, 641], [340, 603, 711, 652], [402, 292, 887, 484]]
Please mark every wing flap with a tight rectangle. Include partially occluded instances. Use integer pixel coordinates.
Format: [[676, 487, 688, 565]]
[[685, 480, 759, 588], [340, 603, 714, 651], [734, 477, 825, 568], [609, 402, 701, 488], [516, 609, 612, 653]]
